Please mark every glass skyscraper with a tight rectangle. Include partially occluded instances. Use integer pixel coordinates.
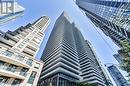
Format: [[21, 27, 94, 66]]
[[80, 40, 110, 86], [38, 11, 109, 86], [113, 54, 124, 64], [38, 12, 81, 86], [76, 0, 130, 47], [107, 65, 130, 86]]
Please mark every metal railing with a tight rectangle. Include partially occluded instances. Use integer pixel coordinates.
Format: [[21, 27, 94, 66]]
[[0, 62, 27, 77], [0, 50, 33, 66]]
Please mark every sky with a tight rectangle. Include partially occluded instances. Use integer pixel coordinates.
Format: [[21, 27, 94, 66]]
[[0, 0, 120, 65]]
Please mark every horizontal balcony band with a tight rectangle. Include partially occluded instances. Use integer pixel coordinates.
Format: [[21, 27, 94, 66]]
[[0, 51, 30, 68], [0, 69, 25, 80]]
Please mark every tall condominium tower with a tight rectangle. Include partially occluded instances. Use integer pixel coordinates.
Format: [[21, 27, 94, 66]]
[[80, 40, 112, 86], [39, 12, 81, 86], [38, 12, 108, 86], [0, 16, 50, 86], [0, 1, 24, 25], [76, 0, 130, 47], [107, 65, 130, 86]]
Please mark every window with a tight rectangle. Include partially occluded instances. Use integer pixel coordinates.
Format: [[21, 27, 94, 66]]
[[12, 79, 21, 86], [7, 64, 17, 72], [20, 68, 28, 77], [0, 76, 9, 86], [15, 55, 24, 61], [27, 71, 37, 84], [34, 63, 40, 69], [3, 51, 13, 57], [0, 61, 5, 69], [26, 59, 33, 66]]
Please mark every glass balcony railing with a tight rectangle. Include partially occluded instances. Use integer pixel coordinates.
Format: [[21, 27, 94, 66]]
[[27, 71, 36, 84], [0, 50, 33, 67], [0, 76, 9, 86], [15, 55, 24, 62], [19, 72, 27, 77], [0, 61, 28, 77], [19, 68, 28, 77], [6, 65, 17, 72], [26, 59, 33, 66], [2, 51, 13, 57]]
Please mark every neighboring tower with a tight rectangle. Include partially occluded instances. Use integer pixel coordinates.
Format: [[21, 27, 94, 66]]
[[113, 53, 130, 85], [74, 27, 107, 85], [76, 0, 130, 47], [113, 54, 124, 64], [38, 11, 108, 86], [0, 16, 50, 86], [0, 1, 24, 25], [107, 65, 130, 86], [80, 40, 113, 86]]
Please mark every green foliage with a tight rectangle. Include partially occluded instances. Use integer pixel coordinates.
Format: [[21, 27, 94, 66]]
[[118, 56, 130, 73], [120, 39, 130, 53], [119, 39, 130, 72], [122, 58, 130, 72]]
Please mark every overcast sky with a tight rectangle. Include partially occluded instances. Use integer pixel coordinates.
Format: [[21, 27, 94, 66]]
[[0, 0, 120, 65]]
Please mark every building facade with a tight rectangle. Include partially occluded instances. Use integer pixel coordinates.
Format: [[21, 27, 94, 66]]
[[38, 12, 81, 86], [0, 1, 24, 25], [38, 12, 108, 86], [81, 40, 113, 86], [0, 16, 50, 86], [114, 54, 124, 64], [107, 65, 130, 86], [114, 53, 130, 84], [76, 0, 130, 47]]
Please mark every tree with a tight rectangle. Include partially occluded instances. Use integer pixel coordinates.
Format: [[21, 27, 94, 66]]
[[119, 39, 130, 73], [122, 58, 130, 72], [120, 39, 130, 53]]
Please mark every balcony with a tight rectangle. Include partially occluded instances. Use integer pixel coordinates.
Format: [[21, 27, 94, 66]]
[[0, 50, 30, 68], [24, 47, 35, 56], [26, 59, 33, 66], [5, 33, 19, 42], [0, 68, 25, 80], [0, 36, 16, 46], [15, 34, 24, 39], [29, 41, 39, 49], [0, 61, 29, 79], [18, 30, 28, 37]]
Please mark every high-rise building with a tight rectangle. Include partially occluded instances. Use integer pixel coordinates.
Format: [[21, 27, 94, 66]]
[[38, 11, 108, 86], [0, 1, 24, 25], [0, 16, 50, 86], [107, 65, 130, 86], [81, 40, 113, 86], [38, 12, 81, 86], [113, 53, 130, 85], [77, 39, 107, 85], [113, 54, 124, 64], [76, 0, 130, 47]]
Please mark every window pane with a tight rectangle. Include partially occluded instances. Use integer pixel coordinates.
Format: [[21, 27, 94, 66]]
[[12, 79, 21, 86], [27, 71, 37, 84], [26, 59, 33, 66]]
